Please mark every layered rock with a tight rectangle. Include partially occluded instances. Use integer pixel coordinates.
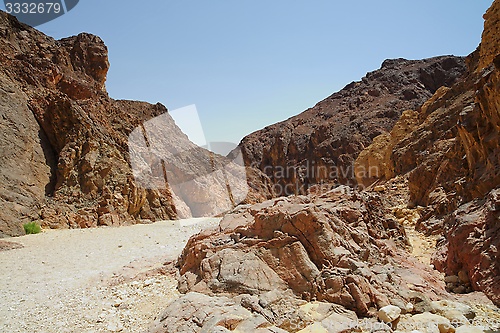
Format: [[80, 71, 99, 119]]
[[155, 2, 500, 331], [0, 12, 252, 237], [235, 56, 467, 196], [356, 0, 500, 220], [176, 187, 449, 322], [354, 0, 500, 306], [147, 292, 289, 333], [478, 0, 500, 71], [354, 109, 419, 187], [148, 291, 364, 333], [0, 13, 176, 236]]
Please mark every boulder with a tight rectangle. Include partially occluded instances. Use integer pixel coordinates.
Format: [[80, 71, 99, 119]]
[[455, 326, 488, 333], [0, 11, 254, 236], [403, 312, 455, 333], [177, 187, 451, 318], [146, 292, 288, 333], [378, 305, 401, 323], [429, 300, 475, 324]]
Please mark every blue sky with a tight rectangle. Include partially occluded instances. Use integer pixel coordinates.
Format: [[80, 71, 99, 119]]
[[3, 1, 493, 146]]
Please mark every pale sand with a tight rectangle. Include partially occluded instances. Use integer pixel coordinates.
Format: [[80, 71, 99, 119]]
[[0, 218, 220, 333]]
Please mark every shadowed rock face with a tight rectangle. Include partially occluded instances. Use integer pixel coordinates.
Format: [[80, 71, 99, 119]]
[[0, 12, 178, 236], [235, 56, 467, 197], [151, 2, 499, 331], [0, 12, 257, 237], [355, 2, 500, 218], [163, 2, 500, 329], [432, 188, 500, 306]]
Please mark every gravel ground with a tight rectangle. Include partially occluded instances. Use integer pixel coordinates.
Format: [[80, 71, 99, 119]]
[[0, 218, 220, 333]]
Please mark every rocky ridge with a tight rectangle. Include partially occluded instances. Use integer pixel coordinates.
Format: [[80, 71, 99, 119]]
[[0, 0, 498, 332], [151, 186, 500, 333], [235, 55, 467, 197]]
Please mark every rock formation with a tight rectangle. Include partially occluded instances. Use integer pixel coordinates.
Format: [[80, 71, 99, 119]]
[[170, 187, 454, 330], [355, 1, 500, 217], [0, 12, 255, 237], [155, 185, 498, 332], [432, 188, 499, 306], [1, 0, 499, 331], [235, 56, 467, 197], [354, 0, 500, 305], [0, 13, 179, 237], [154, 1, 500, 331]]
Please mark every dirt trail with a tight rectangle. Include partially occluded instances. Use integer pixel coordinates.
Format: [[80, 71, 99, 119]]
[[0, 218, 220, 333]]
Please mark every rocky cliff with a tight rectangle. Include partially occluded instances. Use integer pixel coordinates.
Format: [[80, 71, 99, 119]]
[[354, 0, 500, 306], [236, 56, 467, 196], [0, 12, 253, 237]]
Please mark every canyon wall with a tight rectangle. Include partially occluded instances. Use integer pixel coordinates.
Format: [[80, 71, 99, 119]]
[[0, 12, 257, 237]]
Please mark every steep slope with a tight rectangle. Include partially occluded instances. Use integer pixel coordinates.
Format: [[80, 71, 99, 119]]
[[0, 15, 176, 237], [355, 0, 500, 305], [0, 12, 251, 237], [236, 56, 467, 196]]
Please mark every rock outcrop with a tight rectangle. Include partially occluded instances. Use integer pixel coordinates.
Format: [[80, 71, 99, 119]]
[[354, 109, 419, 187], [432, 188, 500, 306], [176, 187, 449, 320], [0, 13, 177, 237], [354, 0, 500, 306], [235, 56, 467, 197], [148, 291, 364, 333], [153, 1, 500, 331], [159, 186, 500, 332], [0, 12, 251, 237], [356, 1, 500, 219]]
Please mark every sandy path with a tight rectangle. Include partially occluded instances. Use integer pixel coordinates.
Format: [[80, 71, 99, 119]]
[[0, 218, 220, 333]]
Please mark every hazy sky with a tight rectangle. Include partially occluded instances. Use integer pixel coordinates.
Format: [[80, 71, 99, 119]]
[[3, 1, 493, 146]]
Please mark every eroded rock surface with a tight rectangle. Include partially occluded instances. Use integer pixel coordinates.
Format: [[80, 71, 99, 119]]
[[356, 0, 500, 221], [354, 0, 500, 307], [177, 187, 449, 319], [432, 188, 500, 306], [0, 13, 177, 236], [0, 12, 251, 237], [148, 1, 500, 331], [235, 56, 466, 196]]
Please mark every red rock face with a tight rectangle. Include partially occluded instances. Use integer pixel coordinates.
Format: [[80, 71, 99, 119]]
[[236, 56, 467, 197], [429, 1, 500, 305], [432, 188, 500, 306], [354, 1, 500, 220], [380, 48, 500, 220], [152, 2, 500, 328], [0, 12, 180, 236], [354, 0, 500, 306], [0, 12, 253, 236]]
